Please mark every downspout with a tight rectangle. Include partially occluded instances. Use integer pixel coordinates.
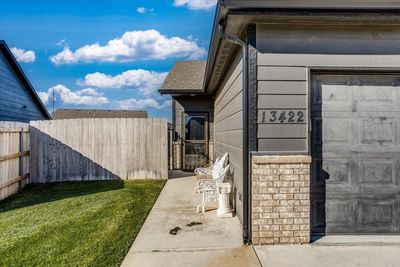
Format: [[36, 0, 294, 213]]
[[218, 23, 251, 245]]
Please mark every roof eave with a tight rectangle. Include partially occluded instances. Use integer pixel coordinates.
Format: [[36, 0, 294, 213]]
[[159, 89, 205, 95], [204, 1, 400, 94]]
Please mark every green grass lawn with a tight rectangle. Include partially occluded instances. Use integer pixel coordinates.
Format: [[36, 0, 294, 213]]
[[0, 179, 166, 267]]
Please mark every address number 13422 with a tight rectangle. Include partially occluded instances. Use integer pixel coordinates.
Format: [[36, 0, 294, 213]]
[[261, 110, 305, 123]]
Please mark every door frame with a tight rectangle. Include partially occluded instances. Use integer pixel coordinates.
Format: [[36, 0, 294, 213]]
[[181, 111, 209, 170]]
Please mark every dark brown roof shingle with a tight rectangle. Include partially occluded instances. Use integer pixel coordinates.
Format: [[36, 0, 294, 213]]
[[160, 61, 206, 93], [52, 109, 148, 119]]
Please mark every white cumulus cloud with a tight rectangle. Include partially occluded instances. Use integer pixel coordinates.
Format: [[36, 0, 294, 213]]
[[50, 30, 206, 64], [136, 7, 146, 13], [56, 39, 66, 47], [117, 98, 171, 110], [174, 0, 217, 10], [78, 70, 168, 96], [136, 7, 153, 14], [37, 91, 50, 105], [10, 47, 36, 63], [37, 84, 109, 106]]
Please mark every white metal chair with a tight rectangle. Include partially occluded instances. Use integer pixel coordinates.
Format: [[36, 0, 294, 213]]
[[194, 163, 230, 213], [195, 153, 227, 176], [194, 156, 220, 178]]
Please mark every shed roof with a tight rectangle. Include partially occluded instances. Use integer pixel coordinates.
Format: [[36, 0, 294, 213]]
[[0, 40, 51, 120], [52, 109, 148, 120], [159, 61, 206, 94]]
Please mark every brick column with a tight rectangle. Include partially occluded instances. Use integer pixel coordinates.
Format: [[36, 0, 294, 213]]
[[173, 141, 182, 169], [252, 155, 312, 245], [208, 141, 214, 163]]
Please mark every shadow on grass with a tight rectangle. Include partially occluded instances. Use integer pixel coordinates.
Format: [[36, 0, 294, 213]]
[[0, 180, 125, 213]]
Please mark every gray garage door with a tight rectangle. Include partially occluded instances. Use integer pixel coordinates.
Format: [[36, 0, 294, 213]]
[[311, 74, 400, 234]]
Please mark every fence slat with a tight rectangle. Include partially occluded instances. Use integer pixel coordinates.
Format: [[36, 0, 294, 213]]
[[0, 121, 30, 200], [29, 118, 168, 182]]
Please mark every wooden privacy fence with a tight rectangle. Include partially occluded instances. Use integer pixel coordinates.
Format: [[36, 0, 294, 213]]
[[0, 122, 30, 200], [30, 118, 168, 182]]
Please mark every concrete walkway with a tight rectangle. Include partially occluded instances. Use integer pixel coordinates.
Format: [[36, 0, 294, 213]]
[[121, 172, 261, 267], [255, 235, 400, 267]]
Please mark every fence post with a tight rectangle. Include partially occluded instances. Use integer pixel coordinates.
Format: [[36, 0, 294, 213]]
[[18, 127, 23, 190]]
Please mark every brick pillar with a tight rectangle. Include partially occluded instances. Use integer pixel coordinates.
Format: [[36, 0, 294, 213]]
[[208, 141, 214, 163], [173, 141, 182, 169], [252, 155, 312, 245]]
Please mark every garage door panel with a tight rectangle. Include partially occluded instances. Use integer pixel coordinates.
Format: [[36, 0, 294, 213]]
[[312, 79, 352, 112], [361, 118, 397, 145], [326, 199, 356, 233], [360, 159, 396, 186], [323, 118, 353, 144], [359, 200, 398, 230], [322, 159, 353, 184], [311, 73, 400, 234], [356, 80, 400, 112]]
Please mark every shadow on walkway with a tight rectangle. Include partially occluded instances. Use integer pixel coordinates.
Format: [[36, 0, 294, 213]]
[[168, 170, 196, 179]]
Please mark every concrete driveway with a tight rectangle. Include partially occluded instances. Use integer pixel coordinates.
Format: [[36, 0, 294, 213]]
[[121, 172, 261, 267], [255, 235, 400, 267]]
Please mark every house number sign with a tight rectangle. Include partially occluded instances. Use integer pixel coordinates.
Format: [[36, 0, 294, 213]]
[[261, 110, 305, 124]]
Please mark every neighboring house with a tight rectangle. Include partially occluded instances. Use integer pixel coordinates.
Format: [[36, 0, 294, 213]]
[[52, 109, 148, 119], [160, 1, 400, 245], [0, 40, 51, 122]]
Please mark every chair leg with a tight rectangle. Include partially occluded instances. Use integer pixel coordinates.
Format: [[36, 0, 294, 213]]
[[197, 192, 206, 213]]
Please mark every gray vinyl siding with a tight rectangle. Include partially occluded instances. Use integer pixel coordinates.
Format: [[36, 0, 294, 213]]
[[214, 54, 244, 222], [256, 23, 400, 154], [0, 51, 46, 123]]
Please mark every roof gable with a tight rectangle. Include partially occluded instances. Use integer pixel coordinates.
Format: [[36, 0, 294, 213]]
[[0, 40, 51, 120]]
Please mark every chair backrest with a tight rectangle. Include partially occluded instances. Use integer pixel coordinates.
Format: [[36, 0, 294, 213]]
[[220, 153, 228, 167], [212, 157, 220, 167], [212, 164, 230, 183], [212, 155, 226, 179]]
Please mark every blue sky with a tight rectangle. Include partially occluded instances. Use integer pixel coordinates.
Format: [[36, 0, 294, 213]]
[[0, 0, 216, 120]]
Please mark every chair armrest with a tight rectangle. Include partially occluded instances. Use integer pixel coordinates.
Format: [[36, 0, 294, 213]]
[[194, 179, 217, 193]]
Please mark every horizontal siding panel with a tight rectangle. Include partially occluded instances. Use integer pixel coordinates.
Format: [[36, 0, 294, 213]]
[[0, 93, 43, 111], [258, 124, 307, 138], [258, 138, 308, 152], [214, 91, 243, 123], [215, 130, 243, 150], [258, 95, 307, 109], [258, 81, 307, 95], [256, 25, 400, 54], [258, 66, 307, 81], [257, 36, 400, 55], [0, 107, 42, 118], [215, 73, 242, 114], [0, 83, 35, 100], [235, 0, 400, 9], [214, 111, 242, 132], [258, 53, 400, 67], [215, 59, 243, 107]]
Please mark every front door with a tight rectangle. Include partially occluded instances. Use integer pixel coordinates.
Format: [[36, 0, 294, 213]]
[[183, 113, 208, 170]]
